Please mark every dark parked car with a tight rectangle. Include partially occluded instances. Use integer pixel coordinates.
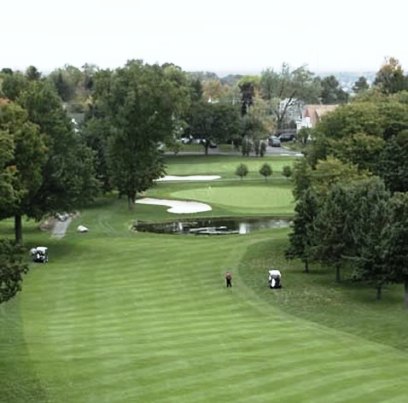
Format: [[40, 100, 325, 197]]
[[278, 133, 296, 142]]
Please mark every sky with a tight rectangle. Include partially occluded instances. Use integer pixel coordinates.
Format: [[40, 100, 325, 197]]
[[2, 0, 407, 76]]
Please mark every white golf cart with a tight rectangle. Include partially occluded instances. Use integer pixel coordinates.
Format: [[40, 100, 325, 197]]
[[268, 269, 282, 289], [30, 246, 49, 263]]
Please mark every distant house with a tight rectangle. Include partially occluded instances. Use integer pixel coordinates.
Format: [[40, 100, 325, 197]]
[[297, 104, 339, 129]]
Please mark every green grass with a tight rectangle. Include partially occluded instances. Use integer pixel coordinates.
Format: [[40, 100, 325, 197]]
[[1, 154, 408, 402], [164, 154, 298, 179]]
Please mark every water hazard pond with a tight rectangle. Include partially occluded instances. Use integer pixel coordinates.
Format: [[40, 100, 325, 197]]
[[133, 217, 291, 235]]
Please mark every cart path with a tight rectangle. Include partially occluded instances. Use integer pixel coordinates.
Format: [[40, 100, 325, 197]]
[[51, 217, 72, 239]]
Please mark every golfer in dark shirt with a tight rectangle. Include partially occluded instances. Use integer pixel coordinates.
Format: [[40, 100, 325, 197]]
[[225, 272, 232, 287]]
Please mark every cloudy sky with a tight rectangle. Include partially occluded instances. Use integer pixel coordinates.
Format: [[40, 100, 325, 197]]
[[2, 0, 407, 75]]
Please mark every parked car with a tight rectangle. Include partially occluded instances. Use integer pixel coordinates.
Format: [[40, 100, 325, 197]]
[[268, 136, 281, 147], [278, 133, 296, 142]]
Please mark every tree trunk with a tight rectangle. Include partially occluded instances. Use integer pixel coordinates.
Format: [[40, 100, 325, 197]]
[[335, 263, 341, 282], [404, 278, 408, 309], [376, 284, 382, 300], [304, 259, 309, 273], [127, 191, 136, 209], [15, 215, 23, 244]]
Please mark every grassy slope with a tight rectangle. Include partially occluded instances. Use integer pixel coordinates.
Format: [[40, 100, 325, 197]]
[[1, 155, 407, 402]]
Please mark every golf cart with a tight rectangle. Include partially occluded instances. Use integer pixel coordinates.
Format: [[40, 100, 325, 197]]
[[268, 269, 282, 289], [31, 246, 48, 263]]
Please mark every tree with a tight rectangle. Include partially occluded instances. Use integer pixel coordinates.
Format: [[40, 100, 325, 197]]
[[240, 113, 265, 156], [235, 163, 248, 180], [82, 117, 113, 193], [0, 122, 19, 215], [310, 157, 369, 197], [291, 158, 313, 200], [282, 165, 292, 179], [0, 239, 29, 303], [238, 76, 259, 116], [260, 64, 321, 129], [25, 65, 41, 81], [382, 192, 408, 307], [285, 188, 319, 273], [11, 79, 99, 242], [347, 178, 391, 299], [187, 101, 240, 155], [1, 71, 29, 101], [319, 75, 349, 104], [334, 132, 385, 172], [259, 163, 272, 181], [352, 76, 369, 94], [374, 57, 407, 94], [0, 101, 47, 243], [378, 131, 408, 192], [91, 61, 190, 206], [312, 184, 354, 282]]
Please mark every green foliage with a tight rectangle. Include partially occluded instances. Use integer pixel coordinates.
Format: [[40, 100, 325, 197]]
[[0, 71, 29, 101], [378, 132, 408, 192], [312, 184, 354, 282], [319, 75, 349, 104], [352, 76, 369, 93], [382, 192, 408, 306], [0, 101, 48, 242], [333, 132, 385, 172], [374, 57, 407, 94], [282, 165, 292, 178], [0, 239, 28, 303], [260, 64, 321, 129], [311, 157, 369, 196], [187, 101, 240, 154], [346, 178, 391, 298], [285, 188, 319, 272], [235, 163, 248, 180], [18, 80, 99, 221], [259, 162, 272, 181], [91, 60, 191, 204]]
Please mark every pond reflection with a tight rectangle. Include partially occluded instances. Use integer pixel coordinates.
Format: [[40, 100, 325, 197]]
[[134, 217, 290, 235]]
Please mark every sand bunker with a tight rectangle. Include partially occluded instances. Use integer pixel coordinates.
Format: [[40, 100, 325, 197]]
[[156, 175, 220, 181], [135, 198, 212, 214]]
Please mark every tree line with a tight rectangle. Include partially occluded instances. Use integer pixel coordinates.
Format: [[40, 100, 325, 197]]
[[286, 58, 408, 307]]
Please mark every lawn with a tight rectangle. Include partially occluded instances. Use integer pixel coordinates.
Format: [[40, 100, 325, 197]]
[[1, 154, 407, 402]]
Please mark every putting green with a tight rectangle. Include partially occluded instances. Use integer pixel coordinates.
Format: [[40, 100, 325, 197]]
[[171, 185, 293, 211]]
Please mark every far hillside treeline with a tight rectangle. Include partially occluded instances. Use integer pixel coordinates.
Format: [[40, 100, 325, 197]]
[[0, 57, 408, 305]]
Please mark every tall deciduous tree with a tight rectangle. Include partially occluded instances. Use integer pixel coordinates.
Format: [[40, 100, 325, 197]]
[[91, 60, 190, 206], [285, 188, 319, 273], [374, 57, 407, 94], [319, 75, 349, 104], [378, 131, 408, 192], [383, 192, 408, 307], [260, 64, 321, 129], [347, 178, 391, 300], [187, 101, 240, 155], [312, 184, 354, 282], [19, 80, 98, 217], [0, 101, 47, 243]]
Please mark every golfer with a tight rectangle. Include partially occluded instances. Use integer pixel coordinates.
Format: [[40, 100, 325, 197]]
[[225, 271, 232, 288]]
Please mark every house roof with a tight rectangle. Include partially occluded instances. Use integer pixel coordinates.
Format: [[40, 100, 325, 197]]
[[303, 104, 339, 127]]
